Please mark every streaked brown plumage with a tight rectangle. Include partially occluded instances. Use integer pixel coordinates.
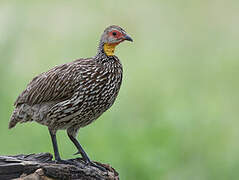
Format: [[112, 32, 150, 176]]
[[9, 25, 133, 168]]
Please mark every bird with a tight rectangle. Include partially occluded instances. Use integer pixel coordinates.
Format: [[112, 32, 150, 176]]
[[9, 25, 133, 169]]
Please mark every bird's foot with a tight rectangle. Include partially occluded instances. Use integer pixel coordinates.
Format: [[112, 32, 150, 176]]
[[74, 151, 107, 172], [86, 160, 107, 172]]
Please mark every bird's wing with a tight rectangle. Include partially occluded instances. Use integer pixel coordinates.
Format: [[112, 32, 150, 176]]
[[14, 58, 93, 106]]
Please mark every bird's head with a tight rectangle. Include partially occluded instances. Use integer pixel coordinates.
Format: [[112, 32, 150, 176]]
[[99, 25, 133, 56]]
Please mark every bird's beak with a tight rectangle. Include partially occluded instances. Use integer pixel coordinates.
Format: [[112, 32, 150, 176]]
[[124, 34, 133, 42]]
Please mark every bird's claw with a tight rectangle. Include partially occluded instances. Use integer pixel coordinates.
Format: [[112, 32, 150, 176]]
[[73, 151, 107, 171], [86, 161, 107, 172]]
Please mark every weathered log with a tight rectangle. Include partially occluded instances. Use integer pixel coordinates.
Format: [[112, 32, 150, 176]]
[[0, 153, 119, 180]]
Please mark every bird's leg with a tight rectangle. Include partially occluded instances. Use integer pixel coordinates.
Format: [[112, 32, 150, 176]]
[[67, 131, 91, 163], [67, 131, 106, 171], [48, 129, 62, 162], [48, 129, 82, 166]]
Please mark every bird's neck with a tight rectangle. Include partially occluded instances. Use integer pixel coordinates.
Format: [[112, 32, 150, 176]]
[[103, 43, 119, 56], [96, 41, 118, 59], [94, 43, 119, 65]]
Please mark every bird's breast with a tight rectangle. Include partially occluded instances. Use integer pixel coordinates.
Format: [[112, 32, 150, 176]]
[[81, 64, 122, 110]]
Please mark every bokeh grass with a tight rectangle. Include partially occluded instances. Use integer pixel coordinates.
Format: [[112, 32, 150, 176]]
[[1, 0, 239, 179]]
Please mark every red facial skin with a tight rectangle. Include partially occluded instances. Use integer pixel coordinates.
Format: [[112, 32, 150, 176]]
[[108, 30, 125, 43]]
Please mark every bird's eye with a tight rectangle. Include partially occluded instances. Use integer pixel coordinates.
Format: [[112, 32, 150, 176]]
[[112, 31, 117, 36]]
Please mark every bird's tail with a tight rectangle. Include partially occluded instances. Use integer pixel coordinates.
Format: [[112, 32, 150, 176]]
[[9, 104, 33, 129], [9, 108, 20, 129]]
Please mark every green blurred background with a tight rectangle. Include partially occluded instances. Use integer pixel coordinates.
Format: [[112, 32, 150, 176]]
[[1, 0, 239, 179]]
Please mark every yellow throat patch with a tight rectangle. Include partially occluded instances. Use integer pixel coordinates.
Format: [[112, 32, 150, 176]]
[[103, 43, 118, 56]]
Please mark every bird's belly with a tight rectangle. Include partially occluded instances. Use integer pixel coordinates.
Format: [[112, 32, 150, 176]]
[[47, 86, 119, 129], [68, 90, 119, 128]]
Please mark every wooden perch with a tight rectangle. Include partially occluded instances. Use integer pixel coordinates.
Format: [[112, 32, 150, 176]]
[[0, 153, 119, 180]]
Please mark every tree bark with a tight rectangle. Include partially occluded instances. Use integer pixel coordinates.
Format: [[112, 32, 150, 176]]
[[0, 153, 119, 180]]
